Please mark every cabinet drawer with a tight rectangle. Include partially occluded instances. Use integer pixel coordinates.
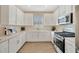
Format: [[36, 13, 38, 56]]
[[0, 40, 8, 53]]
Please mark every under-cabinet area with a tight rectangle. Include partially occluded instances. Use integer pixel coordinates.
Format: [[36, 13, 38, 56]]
[[0, 5, 76, 53]]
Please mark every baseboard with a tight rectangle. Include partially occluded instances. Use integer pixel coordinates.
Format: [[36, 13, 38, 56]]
[[17, 42, 26, 53], [26, 41, 51, 43]]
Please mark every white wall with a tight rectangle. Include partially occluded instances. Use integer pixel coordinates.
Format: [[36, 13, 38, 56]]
[[75, 6, 79, 48]]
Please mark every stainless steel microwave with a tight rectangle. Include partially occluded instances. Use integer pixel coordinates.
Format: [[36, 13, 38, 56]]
[[58, 13, 73, 24]]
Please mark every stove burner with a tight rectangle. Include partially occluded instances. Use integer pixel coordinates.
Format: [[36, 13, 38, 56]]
[[55, 32, 75, 37]]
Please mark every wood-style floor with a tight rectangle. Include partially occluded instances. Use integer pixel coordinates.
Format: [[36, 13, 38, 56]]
[[19, 42, 56, 53]]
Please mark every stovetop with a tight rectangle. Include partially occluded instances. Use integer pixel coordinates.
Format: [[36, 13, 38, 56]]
[[55, 31, 75, 37]]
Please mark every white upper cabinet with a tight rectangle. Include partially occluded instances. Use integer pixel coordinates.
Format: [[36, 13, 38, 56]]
[[52, 9, 59, 25], [24, 13, 33, 25], [0, 5, 17, 25], [9, 6, 17, 25], [16, 8, 24, 25], [58, 5, 73, 17], [65, 5, 73, 15], [0, 6, 9, 25], [0, 5, 24, 25], [44, 13, 56, 25]]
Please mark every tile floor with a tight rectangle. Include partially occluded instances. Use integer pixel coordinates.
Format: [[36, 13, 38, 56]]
[[19, 42, 56, 53]]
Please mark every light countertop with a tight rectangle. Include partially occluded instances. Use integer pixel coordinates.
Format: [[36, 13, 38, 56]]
[[0, 31, 25, 43]]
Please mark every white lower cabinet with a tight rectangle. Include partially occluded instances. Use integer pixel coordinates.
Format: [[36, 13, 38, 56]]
[[9, 32, 26, 53], [26, 31, 51, 42], [0, 40, 8, 53], [65, 37, 75, 53], [21, 32, 26, 44], [32, 32, 38, 41], [26, 32, 33, 41], [9, 36, 18, 53], [51, 32, 54, 43], [39, 32, 51, 41]]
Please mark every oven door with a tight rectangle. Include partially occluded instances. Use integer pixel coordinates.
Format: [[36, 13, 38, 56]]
[[54, 38, 65, 53]]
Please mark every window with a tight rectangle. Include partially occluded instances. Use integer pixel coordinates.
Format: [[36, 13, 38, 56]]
[[33, 15, 43, 25]]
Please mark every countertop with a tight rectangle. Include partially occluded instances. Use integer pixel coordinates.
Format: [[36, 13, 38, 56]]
[[0, 31, 25, 43], [0, 30, 54, 43]]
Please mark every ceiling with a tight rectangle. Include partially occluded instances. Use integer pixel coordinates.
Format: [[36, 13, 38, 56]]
[[16, 5, 58, 13]]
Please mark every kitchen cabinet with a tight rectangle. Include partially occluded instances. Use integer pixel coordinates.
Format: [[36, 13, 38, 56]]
[[0, 40, 8, 53], [39, 32, 51, 41], [18, 32, 26, 47], [32, 32, 38, 41], [58, 6, 66, 17], [9, 32, 26, 53], [22, 32, 26, 43], [0, 5, 17, 25], [65, 37, 75, 53], [44, 13, 55, 25], [26, 32, 35, 42], [58, 5, 73, 17], [9, 36, 18, 53], [53, 8, 59, 25], [51, 32, 54, 43], [16, 8, 24, 25], [9, 6, 17, 25], [65, 5, 73, 15], [26, 31, 51, 42], [24, 13, 33, 25], [0, 5, 24, 25]]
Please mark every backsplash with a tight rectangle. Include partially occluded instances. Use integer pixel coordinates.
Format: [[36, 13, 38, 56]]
[[0, 26, 5, 36], [25, 26, 52, 31], [0, 24, 75, 36], [63, 24, 75, 32]]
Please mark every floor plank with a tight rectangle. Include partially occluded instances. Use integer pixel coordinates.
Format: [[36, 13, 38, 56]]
[[19, 42, 56, 53]]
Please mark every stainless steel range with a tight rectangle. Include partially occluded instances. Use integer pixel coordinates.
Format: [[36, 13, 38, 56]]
[[54, 31, 75, 53]]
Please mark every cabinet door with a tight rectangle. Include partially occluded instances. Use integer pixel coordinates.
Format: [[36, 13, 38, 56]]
[[51, 32, 54, 43], [1, 6, 9, 25], [65, 38, 75, 53], [9, 37, 18, 53], [39, 32, 51, 41], [26, 32, 33, 41], [18, 33, 26, 48], [24, 13, 33, 25], [32, 32, 38, 41], [44, 14, 54, 25], [21, 32, 26, 43], [16, 35, 22, 50], [19, 10, 24, 25], [53, 9, 59, 25], [0, 40, 8, 53], [65, 5, 73, 15], [26, 32, 38, 42], [9, 6, 17, 25], [16, 8, 23, 25]]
